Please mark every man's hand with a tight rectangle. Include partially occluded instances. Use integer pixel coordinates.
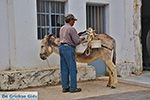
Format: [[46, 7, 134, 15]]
[[80, 37, 85, 41]]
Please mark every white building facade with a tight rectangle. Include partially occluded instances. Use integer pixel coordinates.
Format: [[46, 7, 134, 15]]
[[0, 0, 142, 77]]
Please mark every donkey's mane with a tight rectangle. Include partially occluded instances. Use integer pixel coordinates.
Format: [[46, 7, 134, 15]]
[[47, 35, 60, 47]]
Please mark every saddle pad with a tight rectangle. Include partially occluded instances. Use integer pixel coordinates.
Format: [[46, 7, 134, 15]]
[[76, 43, 88, 54], [90, 40, 101, 48]]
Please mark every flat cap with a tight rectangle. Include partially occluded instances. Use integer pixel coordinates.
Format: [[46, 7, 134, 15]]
[[65, 14, 77, 22]]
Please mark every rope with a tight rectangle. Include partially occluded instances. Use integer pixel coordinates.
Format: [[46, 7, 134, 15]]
[[46, 59, 55, 75], [85, 47, 91, 56], [83, 28, 96, 56], [46, 59, 51, 67], [46, 59, 60, 100]]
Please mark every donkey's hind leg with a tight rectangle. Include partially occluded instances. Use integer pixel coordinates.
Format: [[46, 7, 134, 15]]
[[106, 70, 112, 87], [105, 60, 118, 88]]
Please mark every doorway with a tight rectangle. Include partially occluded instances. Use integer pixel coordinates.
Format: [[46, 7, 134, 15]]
[[141, 0, 150, 70]]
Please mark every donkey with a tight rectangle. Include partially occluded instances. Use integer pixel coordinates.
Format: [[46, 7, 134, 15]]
[[40, 33, 118, 88]]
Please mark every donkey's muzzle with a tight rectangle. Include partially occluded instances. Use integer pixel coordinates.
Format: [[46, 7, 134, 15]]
[[40, 53, 47, 60]]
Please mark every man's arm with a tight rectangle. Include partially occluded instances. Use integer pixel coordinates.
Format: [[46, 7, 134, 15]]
[[78, 30, 86, 36], [70, 28, 80, 45]]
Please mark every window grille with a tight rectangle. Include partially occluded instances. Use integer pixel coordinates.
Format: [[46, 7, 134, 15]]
[[37, 0, 65, 39], [86, 4, 106, 33]]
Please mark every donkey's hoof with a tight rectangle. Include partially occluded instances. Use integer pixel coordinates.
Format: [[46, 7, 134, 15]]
[[111, 86, 116, 89], [106, 85, 111, 87], [106, 85, 116, 89]]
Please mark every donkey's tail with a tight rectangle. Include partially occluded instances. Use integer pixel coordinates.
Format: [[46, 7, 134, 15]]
[[111, 41, 116, 65]]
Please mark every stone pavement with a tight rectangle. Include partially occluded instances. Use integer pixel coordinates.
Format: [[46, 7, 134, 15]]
[[79, 90, 150, 100], [119, 71, 150, 88], [21, 78, 150, 100]]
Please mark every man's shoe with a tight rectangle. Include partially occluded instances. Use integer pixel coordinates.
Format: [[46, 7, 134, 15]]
[[62, 88, 70, 93], [70, 88, 82, 93]]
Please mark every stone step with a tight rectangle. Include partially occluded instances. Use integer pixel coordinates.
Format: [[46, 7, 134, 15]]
[[0, 65, 96, 90]]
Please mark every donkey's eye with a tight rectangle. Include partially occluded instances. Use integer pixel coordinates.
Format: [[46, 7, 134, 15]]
[[41, 46, 44, 48]]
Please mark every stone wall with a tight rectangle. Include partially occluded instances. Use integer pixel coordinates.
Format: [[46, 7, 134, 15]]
[[132, 0, 143, 75], [117, 62, 135, 77], [0, 65, 96, 90]]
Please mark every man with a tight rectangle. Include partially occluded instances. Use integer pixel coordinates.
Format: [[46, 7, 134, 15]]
[[59, 14, 84, 93]]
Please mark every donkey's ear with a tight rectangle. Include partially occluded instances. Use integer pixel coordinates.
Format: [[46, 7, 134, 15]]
[[44, 34, 48, 38], [48, 34, 53, 37]]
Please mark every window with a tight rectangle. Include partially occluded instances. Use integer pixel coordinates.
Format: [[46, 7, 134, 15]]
[[37, 0, 65, 39], [86, 4, 106, 33]]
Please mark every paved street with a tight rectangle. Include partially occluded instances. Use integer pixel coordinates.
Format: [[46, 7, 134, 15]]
[[21, 78, 150, 100], [79, 90, 150, 100]]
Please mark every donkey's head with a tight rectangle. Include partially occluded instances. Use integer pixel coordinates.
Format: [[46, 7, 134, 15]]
[[40, 34, 53, 60]]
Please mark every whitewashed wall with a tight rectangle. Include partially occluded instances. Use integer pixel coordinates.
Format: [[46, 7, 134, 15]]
[[0, 0, 142, 75], [11, 0, 60, 70], [110, 0, 135, 63], [11, 0, 44, 69], [0, 0, 60, 70], [0, 0, 10, 70]]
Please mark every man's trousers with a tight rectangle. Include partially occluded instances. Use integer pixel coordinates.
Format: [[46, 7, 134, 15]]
[[59, 44, 77, 91]]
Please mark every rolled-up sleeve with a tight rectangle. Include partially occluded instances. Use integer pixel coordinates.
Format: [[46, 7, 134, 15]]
[[69, 27, 80, 45]]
